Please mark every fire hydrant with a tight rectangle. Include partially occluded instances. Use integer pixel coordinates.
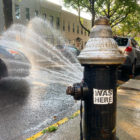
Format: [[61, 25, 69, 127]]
[[66, 17, 125, 140]]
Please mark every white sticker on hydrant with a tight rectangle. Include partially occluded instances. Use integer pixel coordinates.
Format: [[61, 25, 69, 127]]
[[93, 89, 113, 104]]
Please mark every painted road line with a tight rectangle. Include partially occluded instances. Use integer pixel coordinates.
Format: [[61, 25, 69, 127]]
[[26, 110, 80, 140]]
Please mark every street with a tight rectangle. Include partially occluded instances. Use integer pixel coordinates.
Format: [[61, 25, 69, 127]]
[[0, 68, 81, 140], [0, 67, 140, 140]]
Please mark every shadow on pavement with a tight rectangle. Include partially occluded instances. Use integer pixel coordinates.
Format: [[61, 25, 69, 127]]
[[0, 77, 30, 106]]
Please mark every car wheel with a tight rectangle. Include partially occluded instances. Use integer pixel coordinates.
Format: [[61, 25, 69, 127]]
[[0, 59, 8, 79]]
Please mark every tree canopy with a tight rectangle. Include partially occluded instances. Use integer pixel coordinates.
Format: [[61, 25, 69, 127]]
[[64, 0, 140, 36], [113, 13, 140, 37]]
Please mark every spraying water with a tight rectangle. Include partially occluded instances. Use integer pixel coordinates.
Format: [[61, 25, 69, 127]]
[[0, 17, 84, 140], [0, 17, 83, 86]]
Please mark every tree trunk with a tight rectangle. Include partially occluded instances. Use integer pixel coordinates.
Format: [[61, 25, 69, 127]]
[[78, 7, 90, 34], [90, 0, 95, 27], [3, 0, 13, 29], [91, 12, 95, 27]]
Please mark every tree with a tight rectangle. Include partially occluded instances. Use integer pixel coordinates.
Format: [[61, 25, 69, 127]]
[[64, 0, 140, 34], [2, 0, 13, 29], [64, 0, 96, 33], [113, 13, 140, 37], [96, 0, 140, 28]]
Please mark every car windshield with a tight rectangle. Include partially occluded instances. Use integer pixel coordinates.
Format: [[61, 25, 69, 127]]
[[114, 37, 128, 46]]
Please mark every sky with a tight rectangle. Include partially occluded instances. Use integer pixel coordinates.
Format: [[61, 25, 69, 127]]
[[47, 0, 62, 5], [47, 0, 91, 20]]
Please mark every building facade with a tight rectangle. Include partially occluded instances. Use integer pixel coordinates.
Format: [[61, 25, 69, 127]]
[[61, 10, 90, 50], [12, 0, 41, 24], [0, 0, 91, 49]]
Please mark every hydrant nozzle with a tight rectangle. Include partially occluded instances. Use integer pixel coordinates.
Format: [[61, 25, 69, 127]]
[[66, 82, 88, 100]]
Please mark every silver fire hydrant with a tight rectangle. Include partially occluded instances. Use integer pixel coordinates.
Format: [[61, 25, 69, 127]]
[[66, 17, 125, 140]]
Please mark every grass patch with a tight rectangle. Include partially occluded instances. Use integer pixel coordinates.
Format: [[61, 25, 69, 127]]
[[42, 126, 58, 134]]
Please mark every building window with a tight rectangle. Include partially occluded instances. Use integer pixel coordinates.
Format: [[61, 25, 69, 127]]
[[81, 28, 83, 35], [63, 20, 65, 31], [26, 8, 30, 20], [73, 23, 75, 32], [15, 5, 20, 19], [35, 10, 38, 16], [56, 17, 60, 29], [77, 25, 79, 34], [50, 16, 53, 26], [43, 13, 46, 19], [68, 22, 70, 32]]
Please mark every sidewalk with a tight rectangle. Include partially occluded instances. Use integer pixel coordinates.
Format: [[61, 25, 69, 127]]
[[43, 79, 140, 140]]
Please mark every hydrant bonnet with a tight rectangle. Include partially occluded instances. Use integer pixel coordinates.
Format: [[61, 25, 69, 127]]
[[78, 17, 125, 65]]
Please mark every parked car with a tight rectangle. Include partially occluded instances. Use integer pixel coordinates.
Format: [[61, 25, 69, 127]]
[[0, 45, 31, 79], [53, 45, 80, 64], [56, 45, 80, 56], [114, 36, 140, 79]]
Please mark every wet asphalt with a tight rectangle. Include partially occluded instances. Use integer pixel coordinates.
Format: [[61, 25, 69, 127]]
[[0, 68, 140, 140], [0, 70, 80, 140]]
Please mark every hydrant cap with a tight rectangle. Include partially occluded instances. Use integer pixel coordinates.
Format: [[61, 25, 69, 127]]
[[94, 17, 110, 25], [78, 17, 125, 65]]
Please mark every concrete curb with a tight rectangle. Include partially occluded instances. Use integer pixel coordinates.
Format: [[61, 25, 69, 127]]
[[26, 110, 80, 140]]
